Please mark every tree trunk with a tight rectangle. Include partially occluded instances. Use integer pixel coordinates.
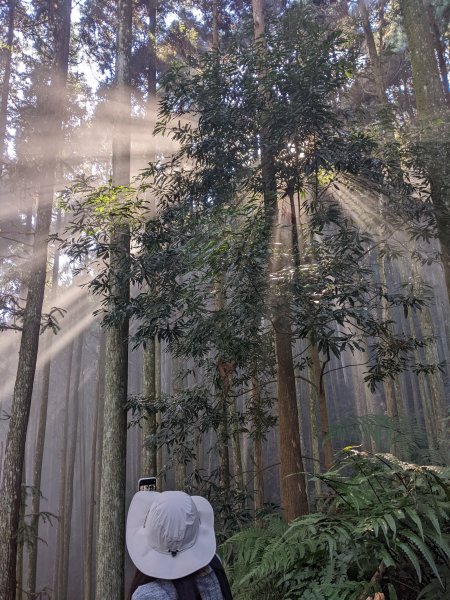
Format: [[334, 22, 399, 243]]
[[15, 468, 26, 600], [357, 0, 388, 106], [52, 339, 75, 599], [95, 0, 132, 596], [399, 0, 450, 298], [0, 1, 72, 595], [83, 330, 106, 600], [155, 337, 163, 487], [217, 389, 230, 491], [251, 0, 308, 522], [95, 333, 106, 538], [229, 399, 244, 493], [0, 0, 16, 169], [60, 332, 84, 600], [212, 0, 219, 49], [251, 377, 264, 522], [400, 0, 446, 119], [309, 344, 333, 471], [142, 338, 157, 476], [172, 355, 187, 490], [424, 0, 450, 104], [27, 211, 61, 598]]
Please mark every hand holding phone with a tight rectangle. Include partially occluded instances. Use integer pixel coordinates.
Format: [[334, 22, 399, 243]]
[[138, 477, 157, 491]]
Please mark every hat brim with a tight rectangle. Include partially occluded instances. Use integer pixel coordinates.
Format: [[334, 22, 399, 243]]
[[126, 492, 216, 580]]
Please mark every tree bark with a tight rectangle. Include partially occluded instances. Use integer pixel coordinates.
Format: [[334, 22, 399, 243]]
[[83, 330, 106, 600], [399, 0, 450, 298], [229, 399, 244, 493], [142, 338, 157, 476], [0, 0, 16, 170], [95, 0, 132, 596], [309, 344, 333, 471], [399, 0, 446, 119], [357, 0, 388, 106], [155, 337, 163, 487], [0, 1, 72, 595], [27, 211, 61, 598], [425, 0, 450, 104], [251, 377, 264, 522], [251, 0, 308, 521], [212, 0, 219, 50], [52, 338, 75, 599], [60, 332, 84, 600]]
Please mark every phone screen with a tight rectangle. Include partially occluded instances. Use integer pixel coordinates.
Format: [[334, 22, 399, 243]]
[[138, 477, 157, 491]]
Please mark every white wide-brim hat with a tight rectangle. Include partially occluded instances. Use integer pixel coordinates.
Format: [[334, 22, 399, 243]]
[[126, 491, 216, 580]]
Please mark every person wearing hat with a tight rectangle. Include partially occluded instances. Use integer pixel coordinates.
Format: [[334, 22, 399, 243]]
[[126, 490, 233, 600]]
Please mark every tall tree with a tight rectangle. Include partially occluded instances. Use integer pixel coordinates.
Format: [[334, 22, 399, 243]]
[[94, 0, 132, 598], [59, 333, 84, 600], [27, 210, 61, 598], [0, 0, 16, 170], [83, 330, 106, 600], [0, 1, 72, 596], [251, 0, 309, 521], [141, 0, 158, 481], [399, 0, 450, 298], [52, 338, 75, 600]]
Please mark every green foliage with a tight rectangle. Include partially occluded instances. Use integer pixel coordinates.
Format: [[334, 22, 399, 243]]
[[222, 451, 450, 600], [327, 413, 449, 465]]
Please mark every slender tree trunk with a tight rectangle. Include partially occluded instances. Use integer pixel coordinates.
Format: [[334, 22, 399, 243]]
[[251, 377, 264, 522], [83, 331, 106, 600], [60, 333, 84, 600], [141, 0, 158, 480], [424, 0, 450, 104], [217, 388, 230, 491], [357, 0, 388, 106], [0, 0, 16, 169], [15, 468, 26, 600], [212, 0, 219, 49], [155, 338, 163, 487], [173, 355, 187, 490], [291, 191, 333, 472], [142, 338, 157, 475], [94, 334, 106, 538], [229, 399, 244, 492], [27, 211, 61, 598], [399, 0, 450, 298], [0, 2, 72, 595], [0, 198, 53, 599], [95, 1, 132, 595], [251, 0, 308, 522], [309, 344, 333, 471], [52, 339, 75, 600]]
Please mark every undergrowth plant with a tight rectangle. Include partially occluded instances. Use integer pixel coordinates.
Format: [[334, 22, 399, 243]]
[[222, 450, 450, 600]]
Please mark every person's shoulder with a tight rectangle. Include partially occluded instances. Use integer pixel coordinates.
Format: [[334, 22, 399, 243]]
[[196, 565, 224, 598], [132, 580, 177, 600]]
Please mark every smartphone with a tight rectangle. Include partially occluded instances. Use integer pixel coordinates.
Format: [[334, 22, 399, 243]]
[[138, 476, 157, 491]]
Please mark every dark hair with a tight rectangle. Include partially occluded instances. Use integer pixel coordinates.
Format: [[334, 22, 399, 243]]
[[128, 568, 201, 600]]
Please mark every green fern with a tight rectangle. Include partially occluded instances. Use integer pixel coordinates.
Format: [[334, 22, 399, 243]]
[[327, 414, 448, 465], [222, 451, 450, 599]]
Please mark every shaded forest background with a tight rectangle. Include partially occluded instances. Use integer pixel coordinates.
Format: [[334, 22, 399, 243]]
[[0, 0, 449, 599]]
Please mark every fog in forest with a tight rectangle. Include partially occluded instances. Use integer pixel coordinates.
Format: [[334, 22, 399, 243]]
[[1, 1, 449, 599]]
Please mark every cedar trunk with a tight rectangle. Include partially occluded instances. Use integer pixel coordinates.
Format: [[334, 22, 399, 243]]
[[399, 0, 450, 298], [0, 0, 16, 168], [251, 0, 308, 521], [60, 333, 84, 599], [0, 1, 72, 595], [52, 339, 75, 598], [95, 0, 132, 596], [83, 330, 106, 600], [27, 211, 61, 597]]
